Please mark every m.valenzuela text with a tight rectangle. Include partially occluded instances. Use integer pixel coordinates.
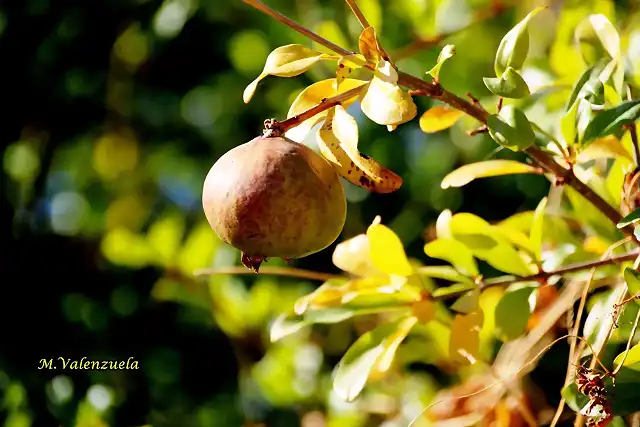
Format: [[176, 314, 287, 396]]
[[38, 357, 139, 370]]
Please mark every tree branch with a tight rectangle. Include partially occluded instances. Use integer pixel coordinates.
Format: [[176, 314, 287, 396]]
[[239, 0, 639, 243], [194, 266, 339, 282], [265, 83, 367, 136]]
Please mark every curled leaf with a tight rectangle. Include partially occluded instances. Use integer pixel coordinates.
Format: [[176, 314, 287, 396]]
[[419, 106, 464, 133], [423, 238, 479, 277], [427, 44, 456, 81], [316, 105, 403, 193], [441, 160, 541, 189], [358, 26, 383, 63], [243, 44, 336, 103], [332, 233, 381, 277], [285, 78, 367, 142], [575, 14, 621, 65], [359, 60, 418, 126], [336, 54, 367, 90]]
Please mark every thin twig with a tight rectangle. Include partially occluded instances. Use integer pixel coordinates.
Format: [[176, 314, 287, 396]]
[[194, 266, 340, 282], [240, 0, 640, 243], [241, 0, 353, 56], [612, 307, 640, 375], [267, 84, 368, 136], [344, 0, 393, 64]]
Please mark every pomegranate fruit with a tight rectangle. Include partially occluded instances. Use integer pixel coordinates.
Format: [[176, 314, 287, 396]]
[[202, 135, 347, 271]]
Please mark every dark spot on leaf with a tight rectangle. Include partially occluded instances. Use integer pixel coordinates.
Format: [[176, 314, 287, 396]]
[[339, 64, 345, 68], [361, 153, 370, 160], [359, 176, 372, 187], [347, 170, 351, 174], [350, 161, 354, 167]]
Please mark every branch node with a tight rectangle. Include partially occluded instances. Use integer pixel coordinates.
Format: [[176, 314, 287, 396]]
[[468, 125, 488, 136]]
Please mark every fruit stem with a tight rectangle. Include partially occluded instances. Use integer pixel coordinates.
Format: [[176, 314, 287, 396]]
[[263, 84, 368, 137]]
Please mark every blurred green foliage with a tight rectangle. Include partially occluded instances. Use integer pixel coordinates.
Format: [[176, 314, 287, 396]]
[[1, 0, 639, 426]]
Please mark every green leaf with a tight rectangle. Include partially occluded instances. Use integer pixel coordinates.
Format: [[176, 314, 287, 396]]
[[451, 288, 480, 314], [530, 197, 547, 262], [566, 61, 606, 111], [441, 160, 540, 189], [494, 285, 537, 341], [450, 213, 534, 276], [561, 98, 580, 146], [609, 367, 640, 415], [483, 67, 530, 98], [624, 268, 640, 305], [487, 105, 536, 152], [431, 283, 477, 299], [270, 313, 311, 342], [574, 14, 620, 65], [367, 219, 414, 276], [618, 208, 640, 229], [561, 384, 591, 415], [243, 44, 335, 103], [494, 7, 545, 76], [427, 44, 456, 81], [332, 316, 417, 402], [614, 343, 640, 372], [416, 265, 474, 283], [582, 100, 640, 144], [423, 238, 479, 277]]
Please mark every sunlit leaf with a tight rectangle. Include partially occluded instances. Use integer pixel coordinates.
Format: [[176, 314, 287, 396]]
[[618, 209, 640, 229], [623, 268, 640, 305], [358, 26, 382, 62], [614, 343, 640, 371], [317, 106, 404, 193], [566, 62, 607, 110], [243, 44, 336, 103], [416, 266, 474, 283], [450, 310, 484, 365], [411, 299, 435, 324], [494, 285, 537, 341], [582, 100, 640, 144], [451, 288, 480, 314], [332, 233, 381, 277], [423, 238, 479, 277], [441, 160, 540, 189], [419, 106, 464, 133], [431, 283, 476, 299], [561, 98, 580, 146], [359, 60, 418, 126], [487, 105, 536, 152], [336, 54, 367, 89], [530, 197, 547, 262], [483, 67, 530, 99], [450, 213, 535, 276], [494, 7, 545, 76], [436, 209, 453, 239], [333, 316, 417, 401], [574, 14, 620, 65], [270, 313, 311, 342], [577, 135, 633, 163], [367, 218, 413, 276], [285, 78, 368, 142], [427, 44, 456, 81]]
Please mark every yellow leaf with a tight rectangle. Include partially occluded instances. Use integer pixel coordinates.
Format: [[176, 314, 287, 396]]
[[336, 54, 366, 90], [316, 106, 404, 193], [419, 106, 464, 133], [332, 234, 381, 277], [243, 44, 336, 103], [450, 310, 484, 365], [412, 299, 435, 324], [366, 219, 413, 276], [359, 60, 417, 126], [577, 135, 633, 163], [358, 26, 382, 62], [441, 160, 541, 189], [285, 78, 368, 143]]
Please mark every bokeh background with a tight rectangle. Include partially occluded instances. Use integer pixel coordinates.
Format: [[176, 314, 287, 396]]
[[1, 0, 638, 426]]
